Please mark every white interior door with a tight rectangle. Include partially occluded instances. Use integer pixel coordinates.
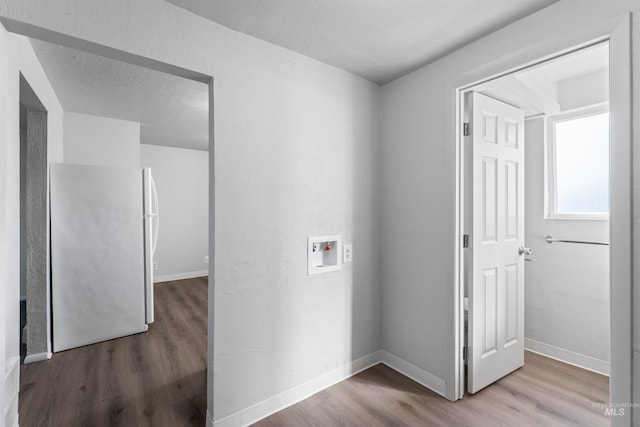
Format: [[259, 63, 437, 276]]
[[468, 92, 525, 394]]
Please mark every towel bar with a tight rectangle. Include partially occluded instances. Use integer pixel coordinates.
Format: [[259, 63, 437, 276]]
[[545, 235, 609, 246]]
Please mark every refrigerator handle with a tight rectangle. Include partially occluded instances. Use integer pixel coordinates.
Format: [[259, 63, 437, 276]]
[[150, 174, 159, 256]]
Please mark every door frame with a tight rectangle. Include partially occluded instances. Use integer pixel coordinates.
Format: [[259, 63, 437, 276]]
[[0, 17, 217, 422], [452, 14, 631, 425]]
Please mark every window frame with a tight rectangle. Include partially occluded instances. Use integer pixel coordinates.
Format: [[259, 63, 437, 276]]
[[545, 103, 610, 220]]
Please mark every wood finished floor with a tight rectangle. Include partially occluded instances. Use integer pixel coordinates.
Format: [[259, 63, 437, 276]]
[[255, 352, 609, 427], [19, 277, 208, 427], [20, 279, 609, 427]]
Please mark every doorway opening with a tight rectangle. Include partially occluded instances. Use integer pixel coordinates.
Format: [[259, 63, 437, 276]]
[[454, 19, 632, 421], [461, 41, 610, 394], [3, 22, 215, 425]]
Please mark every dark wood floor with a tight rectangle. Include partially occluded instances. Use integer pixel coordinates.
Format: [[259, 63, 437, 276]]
[[19, 277, 208, 427], [255, 351, 609, 427]]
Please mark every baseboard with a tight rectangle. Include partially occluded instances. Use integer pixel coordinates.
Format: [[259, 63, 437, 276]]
[[209, 350, 447, 426], [213, 351, 382, 427], [154, 270, 208, 283], [380, 351, 447, 398], [5, 357, 20, 427], [525, 338, 610, 376], [6, 356, 20, 372], [23, 351, 52, 364], [5, 392, 18, 427]]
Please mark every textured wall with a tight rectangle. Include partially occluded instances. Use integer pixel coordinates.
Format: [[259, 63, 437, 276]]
[[19, 126, 25, 300], [24, 109, 48, 358], [0, 2, 383, 423]]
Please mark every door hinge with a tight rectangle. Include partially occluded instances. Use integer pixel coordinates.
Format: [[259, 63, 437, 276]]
[[463, 122, 470, 137], [463, 234, 470, 248], [463, 345, 468, 362]]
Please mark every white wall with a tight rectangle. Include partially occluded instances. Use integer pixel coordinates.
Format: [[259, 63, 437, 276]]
[[63, 112, 140, 167], [380, 0, 640, 410], [0, 23, 9, 427], [0, 27, 64, 427], [524, 117, 610, 372], [0, 2, 383, 425], [140, 144, 208, 281]]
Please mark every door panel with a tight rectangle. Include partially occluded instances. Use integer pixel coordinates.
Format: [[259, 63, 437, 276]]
[[482, 157, 498, 242], [505, 264, 518, 344], [468, 92, 525, 394], [505, 161, 518, 239], [481, 268, 498, 356]]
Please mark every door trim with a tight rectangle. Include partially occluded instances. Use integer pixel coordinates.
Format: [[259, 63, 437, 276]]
[[452, 15, 632, 425]]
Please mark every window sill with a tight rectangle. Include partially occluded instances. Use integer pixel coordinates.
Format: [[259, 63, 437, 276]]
[[545, 213, 609, 221]]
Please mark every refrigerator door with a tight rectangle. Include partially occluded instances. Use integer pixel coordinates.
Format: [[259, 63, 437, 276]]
[[51, 163, 147, 352]]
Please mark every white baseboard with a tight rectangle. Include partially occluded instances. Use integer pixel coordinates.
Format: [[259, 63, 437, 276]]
[[380, 351, 447, 398], [154, 270, 208, 283], [208, 350, 447, 426], [525, 338, 610, 376], [213, 351, 382, 427], [23, 351, 52, 365], [5, 356, 20, 386], [5, 357, 20, 427], [5, 392, 18, 427]]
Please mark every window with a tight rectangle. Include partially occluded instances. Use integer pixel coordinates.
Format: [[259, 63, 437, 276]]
[[547, 106, 609, 219]]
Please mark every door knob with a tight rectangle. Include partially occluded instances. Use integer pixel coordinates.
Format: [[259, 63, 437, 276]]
[[518, 246, 532, 256]]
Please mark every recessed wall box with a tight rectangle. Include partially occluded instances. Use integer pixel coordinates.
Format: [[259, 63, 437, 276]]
[[308, 235, 342, 275]]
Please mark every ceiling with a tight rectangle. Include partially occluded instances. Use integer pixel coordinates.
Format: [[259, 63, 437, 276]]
[[475, 42, 609, 117], [164, 0, 558, 84], [29, 39, 209, 151], [28, 1, 562, 152]]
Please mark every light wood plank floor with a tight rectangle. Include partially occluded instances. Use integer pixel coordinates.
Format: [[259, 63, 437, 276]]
[[19, 277, 208, 427], [20, 278, 608, 427], [255, 352, 609, 427]]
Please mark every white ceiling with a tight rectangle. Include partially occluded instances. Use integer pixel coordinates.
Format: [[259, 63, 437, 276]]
[[164, 0, 558, 84], [29, 1, 561, 152], [475, 42, 609, 117], [527, 43, 609, 83], [29, 39, 209, 151]]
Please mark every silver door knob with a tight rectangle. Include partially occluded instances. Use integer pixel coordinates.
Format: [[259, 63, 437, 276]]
[[518, 246, 532, 256]]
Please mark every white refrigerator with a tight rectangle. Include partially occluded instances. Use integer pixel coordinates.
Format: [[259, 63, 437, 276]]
[[50, 163, 158, 352]]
